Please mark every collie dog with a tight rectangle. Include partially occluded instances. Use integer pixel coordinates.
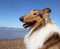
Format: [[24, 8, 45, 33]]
[[19, 8, 60, 49]]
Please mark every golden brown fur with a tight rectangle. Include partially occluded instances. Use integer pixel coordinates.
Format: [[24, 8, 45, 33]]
[[23, 10, 44, 29]]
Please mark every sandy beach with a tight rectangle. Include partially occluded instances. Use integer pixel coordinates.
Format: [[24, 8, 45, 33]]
[[0, 38, 25, 49]]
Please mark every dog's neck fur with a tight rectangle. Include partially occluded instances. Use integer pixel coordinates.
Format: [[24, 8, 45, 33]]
[[29, 14, 53, 36], [24, 16, 60, 49]]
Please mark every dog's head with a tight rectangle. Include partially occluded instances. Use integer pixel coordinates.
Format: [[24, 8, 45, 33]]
[[19, 8, 51, 28]]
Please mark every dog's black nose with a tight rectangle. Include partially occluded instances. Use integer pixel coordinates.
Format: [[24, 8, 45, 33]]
[[19, 17, 24, 22]]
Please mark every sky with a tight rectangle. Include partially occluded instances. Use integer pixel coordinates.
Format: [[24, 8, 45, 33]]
[[0, 0, 60, 28]]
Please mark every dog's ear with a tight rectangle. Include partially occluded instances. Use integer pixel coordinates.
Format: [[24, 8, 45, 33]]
[[42, 8, 51, 13]]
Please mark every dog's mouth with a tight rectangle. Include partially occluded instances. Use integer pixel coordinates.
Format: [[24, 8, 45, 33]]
[[23, 20, 36, 28]]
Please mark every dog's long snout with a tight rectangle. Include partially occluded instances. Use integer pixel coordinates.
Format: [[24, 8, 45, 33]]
[[19, 17, 24, 22]]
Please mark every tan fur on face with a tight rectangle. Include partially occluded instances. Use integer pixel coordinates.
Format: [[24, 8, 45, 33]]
[[23, 10, 44, 28]]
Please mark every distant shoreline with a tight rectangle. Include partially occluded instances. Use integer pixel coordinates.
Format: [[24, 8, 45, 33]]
[[0, 38, 24, 41]]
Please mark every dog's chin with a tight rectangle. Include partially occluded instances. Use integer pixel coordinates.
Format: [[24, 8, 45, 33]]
[[23, 21, 36, 28]]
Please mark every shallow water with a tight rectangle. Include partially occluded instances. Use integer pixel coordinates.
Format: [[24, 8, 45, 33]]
[[0, 27, 28, 40]]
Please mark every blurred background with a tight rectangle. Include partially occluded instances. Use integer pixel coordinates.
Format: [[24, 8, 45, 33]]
[[0, 0, 60, 39], [0, 0, 60, 28]]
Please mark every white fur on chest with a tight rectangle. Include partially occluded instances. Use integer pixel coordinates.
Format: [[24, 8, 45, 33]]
[[24, 23, 60, 49]]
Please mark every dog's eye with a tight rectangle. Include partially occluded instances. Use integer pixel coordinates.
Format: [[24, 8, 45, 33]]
[[33, 13, 37, 15]]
